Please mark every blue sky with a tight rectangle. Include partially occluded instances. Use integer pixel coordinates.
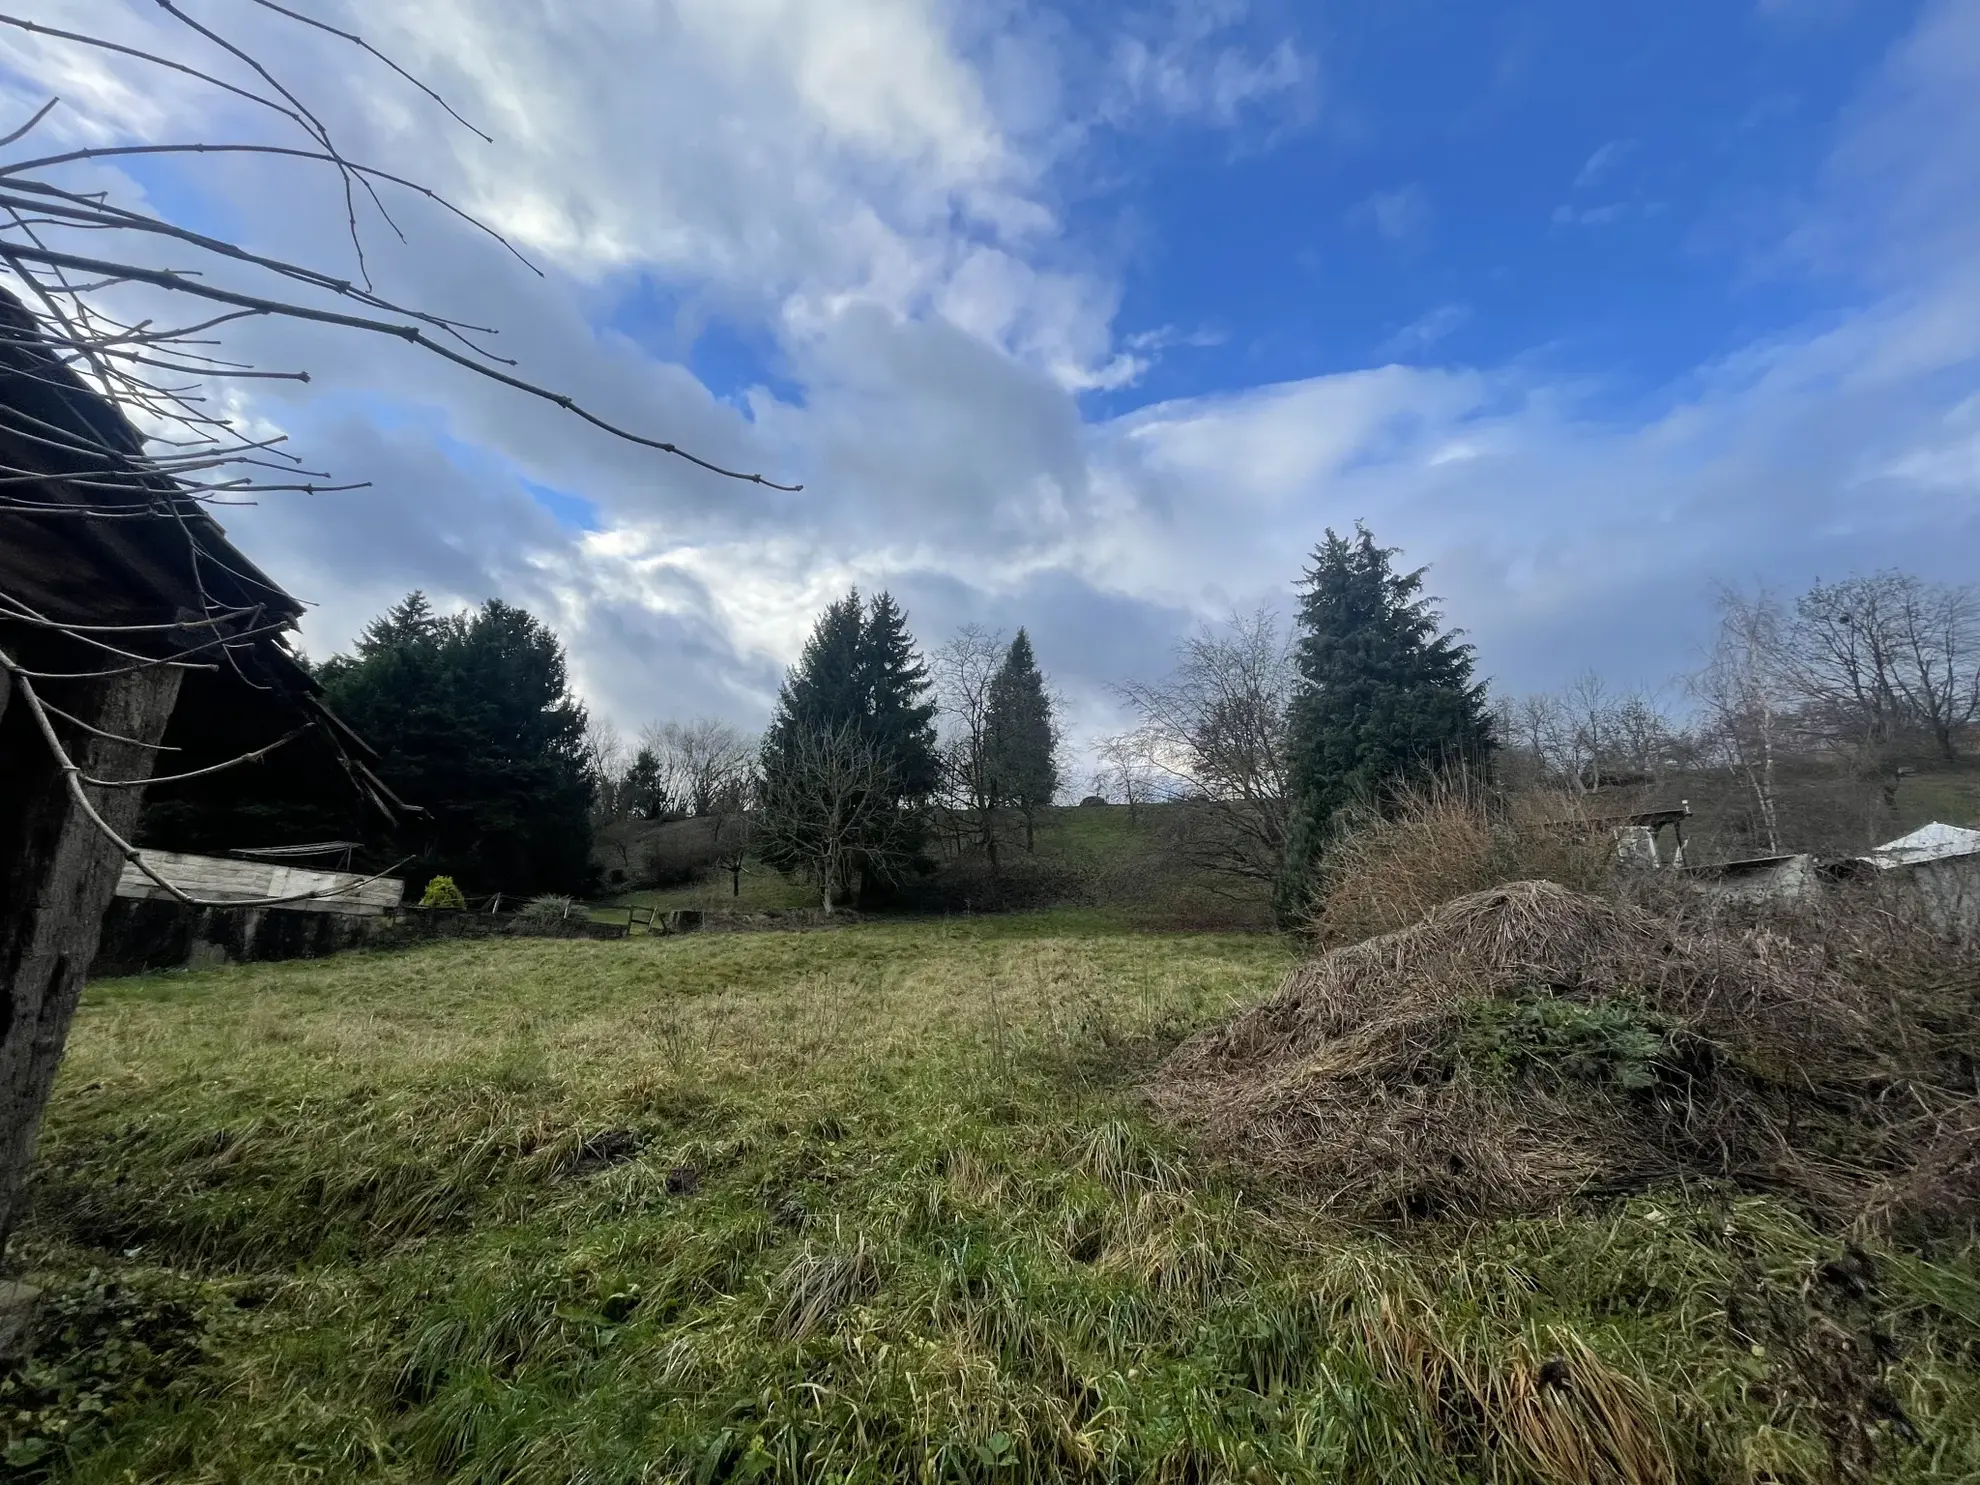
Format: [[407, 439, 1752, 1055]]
[[1089, 2, 1922, 409], [3, 0, 1976, 770]]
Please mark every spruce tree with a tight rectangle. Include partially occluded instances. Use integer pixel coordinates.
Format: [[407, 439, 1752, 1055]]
[[624, 746, 668, 820], [859, 591, 940, 803], [762, 590, 866, 738], [1275, 525, 1493, 927], [759, 589, 938, 901], [986, 629, 1059, 849]]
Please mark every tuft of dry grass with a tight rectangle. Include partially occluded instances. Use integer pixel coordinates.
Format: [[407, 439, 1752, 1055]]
[[1306, 771, 1618, 947]]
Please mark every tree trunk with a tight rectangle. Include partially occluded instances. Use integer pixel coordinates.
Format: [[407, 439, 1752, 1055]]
[[0, 654, 180, 1254]]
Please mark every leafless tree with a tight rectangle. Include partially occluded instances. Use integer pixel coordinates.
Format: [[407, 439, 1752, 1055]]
[[932, 623, 1007, 868], [1090, 729, 1161, 820], [1691, 586, 1791, 854], [1776, 574, 1914, 758], [1115, 608, 1293, 887], [753, 722, 912, 913], [1498, 675, 1684, 799], [1710, 571, 1978, 768], [710, 774, 758, 899], [584, 718, 630, 822], [1886, 576, 1980, 760], [639, 718, 757, 817]]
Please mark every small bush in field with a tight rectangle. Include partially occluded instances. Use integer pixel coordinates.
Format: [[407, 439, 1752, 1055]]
[[418, 875, 466, 910], [520, 894, 577, 922]]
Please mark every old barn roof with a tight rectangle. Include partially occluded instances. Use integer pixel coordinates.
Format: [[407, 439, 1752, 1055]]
[[0, 285, 405, 822]]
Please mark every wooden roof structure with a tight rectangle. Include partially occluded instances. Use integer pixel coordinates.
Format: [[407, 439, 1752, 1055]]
[[0, 284, 405, 822]]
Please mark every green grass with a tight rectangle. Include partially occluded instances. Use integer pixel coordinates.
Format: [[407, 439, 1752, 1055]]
[[11, 913, 1980, 1483], [603, 870, 815, 916], [1894, 761, 1980, 833]]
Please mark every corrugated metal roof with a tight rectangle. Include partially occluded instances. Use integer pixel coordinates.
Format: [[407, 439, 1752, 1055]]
[[1864, 822, 1980, 869]]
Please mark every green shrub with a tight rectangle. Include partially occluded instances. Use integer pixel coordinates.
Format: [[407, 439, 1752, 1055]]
[[418, 875, 466, 910], [1459, 990, 1677, 1092]]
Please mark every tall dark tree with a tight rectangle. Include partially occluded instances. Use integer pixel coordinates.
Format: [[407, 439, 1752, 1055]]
[[323, 596, 596, 898], [772, 591, 869, 735], [623, 746, 671, 821], [144, 592, 596, 898], [859, 592, 942, 804], [760, 589, 938, 902], [1275, 526, 1494, 927], [987, 629, 1059, 849]]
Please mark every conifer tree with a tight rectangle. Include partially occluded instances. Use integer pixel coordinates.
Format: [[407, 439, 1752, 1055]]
[[759, 588, 939, 901], [1275, 525, 1494, 927], [767, 590, 868, 735], [623, 746, 669, 820], [141, 592, 596, 896], [986, 629, 1059, 849], [859, 591, 941, 804]]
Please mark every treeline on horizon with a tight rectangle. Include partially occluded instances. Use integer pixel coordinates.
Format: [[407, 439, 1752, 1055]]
[[139, 531, 1978, 923]]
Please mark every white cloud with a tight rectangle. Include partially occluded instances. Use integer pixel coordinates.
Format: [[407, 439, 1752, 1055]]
[[1551, 201, 1631, 227], [1574, 138, 1633, 189], [1100, 0, 1314, 131], [1, 0, 1976, 778], [1351, 184, 1432, 245], [1379, 304, 1472, 357]]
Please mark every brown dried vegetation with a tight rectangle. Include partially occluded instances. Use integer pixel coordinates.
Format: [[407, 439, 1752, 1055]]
[[1156, 820, 1980, 1234]]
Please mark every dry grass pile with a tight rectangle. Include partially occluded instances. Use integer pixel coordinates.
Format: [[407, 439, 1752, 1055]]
[[1154, 879, 1978, 1226], [1306, 773, 1618, 947]]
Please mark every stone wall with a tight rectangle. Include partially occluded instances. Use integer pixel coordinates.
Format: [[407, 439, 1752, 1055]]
[[91, 897, 389, 977]]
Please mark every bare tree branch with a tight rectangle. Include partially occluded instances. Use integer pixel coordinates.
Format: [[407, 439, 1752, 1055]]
[[0, 3, 801, 917]]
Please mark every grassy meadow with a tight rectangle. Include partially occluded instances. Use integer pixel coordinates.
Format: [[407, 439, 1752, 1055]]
[[600, 803, 1275, 929], [10, 912, 1980, 1483]]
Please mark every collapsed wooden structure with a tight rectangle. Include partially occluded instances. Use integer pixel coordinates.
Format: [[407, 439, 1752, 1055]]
[[0, 285, 402, 1245]]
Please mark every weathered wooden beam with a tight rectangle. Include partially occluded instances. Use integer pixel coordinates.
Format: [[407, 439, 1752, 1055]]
[[0, 650, 181, 1251]]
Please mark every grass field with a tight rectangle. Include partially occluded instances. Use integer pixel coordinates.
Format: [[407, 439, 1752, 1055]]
[[599, 803, 1275, 929], [11, 914, 1980, 1482]]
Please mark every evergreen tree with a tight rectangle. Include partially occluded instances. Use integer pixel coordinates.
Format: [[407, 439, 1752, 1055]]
[[328, 597, 596, 898], [1275, 526, 1494, 927], [859, 591, 941, 803], [759, 588, 938, 902], [142, 593, 597, 897], [623, 746, 669, 820], [768, 590, 869, 735], [986, 628, 1059, 849]]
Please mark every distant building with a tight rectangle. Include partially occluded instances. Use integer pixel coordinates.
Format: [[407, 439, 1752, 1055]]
[[1685, 821, 1980, 935], [1686, 852, 1820, 906], [1550, 804, 1691, 868]]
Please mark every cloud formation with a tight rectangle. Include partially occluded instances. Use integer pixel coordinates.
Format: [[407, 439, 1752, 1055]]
[[2, 0, 1976, 781]]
